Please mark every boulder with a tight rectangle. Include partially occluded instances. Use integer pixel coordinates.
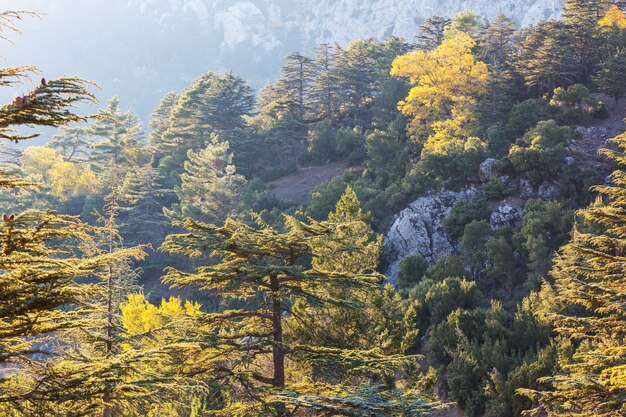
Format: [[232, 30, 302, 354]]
[[479, 158, 497, 182], [384, 187, 477, 283]]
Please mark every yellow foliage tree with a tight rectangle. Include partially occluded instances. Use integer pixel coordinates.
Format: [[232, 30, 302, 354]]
[[599, 4, 626, 32], [391, 32, 488, 143], [48, 161, 98, 200], [20, 146, 63, 181], [20, 145, 98, 200], [120, 293, 201, 336]]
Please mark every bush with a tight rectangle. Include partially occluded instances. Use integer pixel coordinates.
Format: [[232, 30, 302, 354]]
[[397, 254, 429, 289], [444, 193, 490, 240], [418, 137, 487, 183], [428, 254, 466, 281], [506, 99, 551, 137], [334, 127, 366, 165], [508, 120, 572, 186], [306, 120, 336, 164], [425, 277, 485, 324]]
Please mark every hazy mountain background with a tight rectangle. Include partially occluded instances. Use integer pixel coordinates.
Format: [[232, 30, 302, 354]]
[[1, 0, 564, 124]]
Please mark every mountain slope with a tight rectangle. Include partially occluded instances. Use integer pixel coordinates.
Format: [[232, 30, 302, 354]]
[[1, 0, 563, 122]]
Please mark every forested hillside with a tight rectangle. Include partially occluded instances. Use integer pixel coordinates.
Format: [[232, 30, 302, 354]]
[[0, 1, 625, 416], [0, 0, 563, 122]]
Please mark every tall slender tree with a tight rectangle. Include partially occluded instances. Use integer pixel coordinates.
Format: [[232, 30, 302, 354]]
[[415, 16, 451, 51]]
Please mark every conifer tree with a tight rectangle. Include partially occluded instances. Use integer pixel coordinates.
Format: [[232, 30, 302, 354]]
[[148, 91, 179, 165], [87, 97, 144, 173], [521, 131, 626, 416], [276, 52, 316, 121], [118, 163, 167, 247], [162, 211, 432, 416], [514, 21, 578, 95], [335, 40, 381, 123], [165, 135, 246, 224], [48, 126, 90, 162], [415, 16, 451, 51], [0, 9, 106, 372], [478, 14, 516, 69], [562, 0, 612, 83], [157, 72, 254, 190], [310, 43, 341, 119], [595, 6, 626, 102], [162, 71, 254, 150], [289, 187, 419, 357]]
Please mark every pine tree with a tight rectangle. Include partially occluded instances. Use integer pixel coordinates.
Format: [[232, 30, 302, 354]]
[[478, 14, 516, 69], [335, 40, 381, 123], [595, 6, 626, 103], [162, 71, 254, 151], [310, 43, 341, 119], [25, 197, 198, 416], [0, 9, 104, 371], [562, 0, 612, 83], [162, 211, 432, 416], [87, 97, 144, 173], [48, 126, 90, 162], [165, 135, 246, 224], [158, 72, 254, 190], [148, 91, 179, 165], [276, 52, 316, 121], [288, 187, 419, 357], [118, 163, 167, 247], [514, 21, 578, 95], [415, 16, 451, 51], [595, 50, 626, 102], [520, 131, 626, 416]]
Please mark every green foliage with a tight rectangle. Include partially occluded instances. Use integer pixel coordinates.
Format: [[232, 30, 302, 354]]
[[508, 120, 572, 186], [162, 206, 431, 416], [516, 199, 573, 289], [445, 194, 490, 239], [521, 131, 626, 416], [165, 136, 246, 224], [424, 278, 485, 324], [397, 254, 428, 290]]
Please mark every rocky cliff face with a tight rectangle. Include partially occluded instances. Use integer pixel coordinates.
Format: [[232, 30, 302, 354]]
[[2, 0, 563, 123]]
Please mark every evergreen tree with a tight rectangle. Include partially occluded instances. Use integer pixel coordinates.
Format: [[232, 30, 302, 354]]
[[478, 14, 516, 69], [48, 126, 90, 162], [289, 187, 418, 357], [276, 52, 316, 121], [595, 6, 626, 102], [166, 135, 246, 224], [118, 163, 167, 247], [310, 43, 341, 119], [514, 21, 578, 95], [162, 211, 432, 416], [0, 9, 107, 378], [148, 91, 179, 164], [562, 0, 612, 83], [521, 132, 626, 416], [87, 97, 144, 173], [158, 72, 254, 189], [335, 40, 381, 124], [415, 16, 451, 51]]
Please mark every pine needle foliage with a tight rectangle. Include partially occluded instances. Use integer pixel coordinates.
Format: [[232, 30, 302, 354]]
[[161, 209, 432, 416], [520, 131, 626, 416]]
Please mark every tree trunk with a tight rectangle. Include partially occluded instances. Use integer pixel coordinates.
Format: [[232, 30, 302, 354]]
[[270, 275, 286, 417]]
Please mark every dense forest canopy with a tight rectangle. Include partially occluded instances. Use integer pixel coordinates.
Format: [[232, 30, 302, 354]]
[[0, 1, 625, 416]]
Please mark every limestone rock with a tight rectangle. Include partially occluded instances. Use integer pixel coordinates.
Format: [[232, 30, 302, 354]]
[[384, 187, 478, 283]]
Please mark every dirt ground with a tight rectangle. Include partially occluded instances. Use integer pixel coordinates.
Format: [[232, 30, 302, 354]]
[[266, 161, 349, 205]]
